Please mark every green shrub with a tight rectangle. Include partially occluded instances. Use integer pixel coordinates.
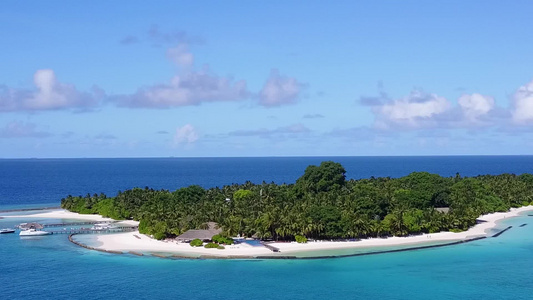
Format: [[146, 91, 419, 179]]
[[204, 242, 219, 248], [153, 232, 166, 240], [217, 245, 225, 250], [295, 235, 308, 243], [212, 234, 234, 245], [190, 239, 203, 247]]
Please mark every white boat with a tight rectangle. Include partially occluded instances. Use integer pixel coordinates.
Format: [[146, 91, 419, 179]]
[[19, 228, 51, 236], [0, 228, 15, 234]]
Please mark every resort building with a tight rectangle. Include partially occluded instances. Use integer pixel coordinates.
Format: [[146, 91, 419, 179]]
[[176, 222, 222, 242]]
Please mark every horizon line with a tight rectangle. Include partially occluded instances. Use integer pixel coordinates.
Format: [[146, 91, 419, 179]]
[[1, 154, 532, 160]]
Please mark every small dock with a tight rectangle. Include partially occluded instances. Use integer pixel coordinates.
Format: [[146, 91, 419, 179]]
[[261, 242, 280, 252], [42, 221, 112, 228], [47, 226, 138, 235], [15, 221, 138, 235], [15, 221, 115, 229]]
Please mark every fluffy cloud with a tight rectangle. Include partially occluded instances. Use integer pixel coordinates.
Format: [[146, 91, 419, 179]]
[[166, 44, 194, 67], [369, 88, 503, 130], [0, 69, 101, 112], [115, 37, 250, 108], [0, 121, 51, 138], [512, 80, 533, 124], [174, 124, 199, 145], [115, 32, 305, 110], [114, 70, 248, 108], [259, 70, 303, 107], [458, 93, 495, 123], [374, 90, 450, 129]]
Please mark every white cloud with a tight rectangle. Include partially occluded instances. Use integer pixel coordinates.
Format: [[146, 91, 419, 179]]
[[114, 69, 248, 108], [374, 90, 450, 129], [458, 93, 495, 123], [174, 124, 198, 145], [512, 79, 533, 124], [370, 90, 501, 130], [0, 69, 101, 112], [259, 70, 303, 107], [0, 121, 51, 138], [166, 44, 194, 67]]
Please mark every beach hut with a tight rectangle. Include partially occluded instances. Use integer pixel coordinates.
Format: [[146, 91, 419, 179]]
[[176, 222, 222, 242]]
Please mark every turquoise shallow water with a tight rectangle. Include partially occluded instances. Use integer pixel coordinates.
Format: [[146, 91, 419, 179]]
[[1, 214, 533, 300], [2, 157, 533, 299]]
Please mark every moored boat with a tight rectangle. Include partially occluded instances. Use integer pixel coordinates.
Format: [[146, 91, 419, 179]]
[[19, 228, 51, 236], [0, 228, 15, 234]]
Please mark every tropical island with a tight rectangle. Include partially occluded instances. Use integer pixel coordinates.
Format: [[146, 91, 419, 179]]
[[56, 161, 533, 257]]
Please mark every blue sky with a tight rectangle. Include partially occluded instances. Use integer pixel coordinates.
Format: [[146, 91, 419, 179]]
[[1, 1, 533, 158]]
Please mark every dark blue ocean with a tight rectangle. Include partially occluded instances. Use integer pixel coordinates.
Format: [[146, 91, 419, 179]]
[[1, 156, 533, 300], [2, 156, 533, 207]]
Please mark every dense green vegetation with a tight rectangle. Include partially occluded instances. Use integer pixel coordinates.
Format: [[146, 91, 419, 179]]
[[61, 161, 533, 241]]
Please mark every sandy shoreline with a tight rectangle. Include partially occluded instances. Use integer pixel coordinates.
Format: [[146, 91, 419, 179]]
[[2, 206, 532, 258], [0, 209, 139, 226]]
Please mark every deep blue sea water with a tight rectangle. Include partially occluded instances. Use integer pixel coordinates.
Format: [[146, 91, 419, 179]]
[[2, 156, 533, 207], [1, 156, 533, 299]]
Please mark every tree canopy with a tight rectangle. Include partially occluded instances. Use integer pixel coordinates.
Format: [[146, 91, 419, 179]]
[[61, 162, 533, 241]]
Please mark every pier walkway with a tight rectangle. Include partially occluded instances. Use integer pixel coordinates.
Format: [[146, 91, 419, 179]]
[[15, 220, 138, 235], [47, 226, 138, 235], [15, 221, 116, 229], [261, 242, 280, 252]]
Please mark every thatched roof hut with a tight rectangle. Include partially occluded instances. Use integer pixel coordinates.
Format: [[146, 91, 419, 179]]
[[176, 222, 222, 242]]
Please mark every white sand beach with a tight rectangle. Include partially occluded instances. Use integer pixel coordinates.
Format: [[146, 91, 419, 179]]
[[3, 206, 532, 258], [0, 209, 139, 226], [89, 205, 532, 257]]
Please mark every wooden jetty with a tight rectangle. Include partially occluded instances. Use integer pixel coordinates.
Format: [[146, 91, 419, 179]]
[[42, 221, 114, 228], [261, 241, 280, 252], [15, 221, 117, 229], [47, 226, 138, 235], [15, 220, 137, 235]]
